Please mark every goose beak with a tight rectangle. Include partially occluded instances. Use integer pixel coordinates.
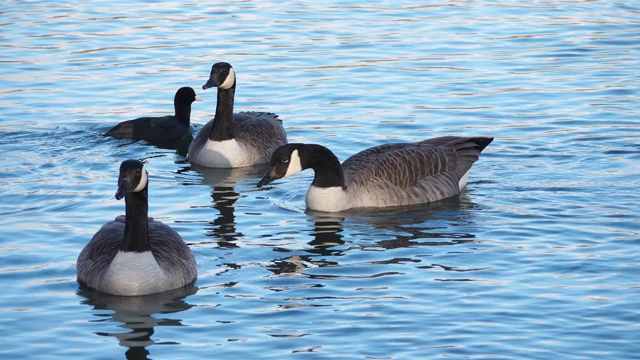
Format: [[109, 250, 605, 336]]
[[202, 78, 216, 90], [115, 180, 130, 200], [257, 169, 278, 187], [195, 95, 203, 102]]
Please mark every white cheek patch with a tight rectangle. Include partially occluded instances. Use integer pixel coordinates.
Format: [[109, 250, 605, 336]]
[[284, 149, 303, 177], [133, 166, 148, 192], [219, 67, 235, 90]]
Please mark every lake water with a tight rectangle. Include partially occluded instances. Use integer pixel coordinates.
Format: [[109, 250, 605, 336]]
[[1, 1, 639, 359]]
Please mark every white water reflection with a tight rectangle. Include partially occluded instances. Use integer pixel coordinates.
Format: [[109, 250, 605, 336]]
[[1, 0, 639, 359]]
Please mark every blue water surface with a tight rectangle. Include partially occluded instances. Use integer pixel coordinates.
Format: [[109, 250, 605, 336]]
[[1, 1, 639, 359]]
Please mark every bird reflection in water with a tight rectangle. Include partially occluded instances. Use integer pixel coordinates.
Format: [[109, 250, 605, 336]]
[[267, 192, 481, 276], [77, 284, 198, 360], [268, 213, 346, 275], [348, 194, 480, 250], [190, 164, 269, 248]]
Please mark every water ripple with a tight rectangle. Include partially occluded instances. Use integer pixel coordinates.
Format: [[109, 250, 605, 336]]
[[1, 0, 639, 359]]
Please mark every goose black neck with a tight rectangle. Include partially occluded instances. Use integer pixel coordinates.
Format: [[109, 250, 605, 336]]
[[122, 187, 151, 252], [174, 101, 192, 125], [302, 144, 347, 189], [209, 85, 236, 141]]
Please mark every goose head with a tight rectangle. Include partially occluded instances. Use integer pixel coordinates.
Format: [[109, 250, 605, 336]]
[[202, 62, 236, 91], [115, 160, 148, 200], [257, 144, 305, 187]]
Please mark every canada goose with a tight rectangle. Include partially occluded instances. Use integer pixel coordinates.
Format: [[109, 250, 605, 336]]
[[105, 87, 202, 144], [188, 62, 287, 168], [257, 136, 493, 212], [77, 160, 197, 296]]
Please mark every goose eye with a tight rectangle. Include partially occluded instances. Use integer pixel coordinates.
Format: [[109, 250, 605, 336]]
[[282, 157, 290, 163]]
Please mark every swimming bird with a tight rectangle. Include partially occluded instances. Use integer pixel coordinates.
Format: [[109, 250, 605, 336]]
[[188, 62, 287, 168], [105, 87, 202, 144], [77, 160, 197, 296], [257, 136, 494, 212]]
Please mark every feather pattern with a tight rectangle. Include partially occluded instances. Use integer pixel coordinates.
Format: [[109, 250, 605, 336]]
[[189, 62, 287, 168], [258, 136, 493, 212], [76, 160, 197, 296], [342, 136, 491, 207], [189, 111, 285, 167], [77, 216, 197, 296]]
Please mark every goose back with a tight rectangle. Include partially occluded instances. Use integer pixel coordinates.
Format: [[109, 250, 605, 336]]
[[188, 62, 287, 168], [340, 136, 493, 208], [189, 111, 286, 168], [77, 215, 197, 296], [77, 160, 197, 296]]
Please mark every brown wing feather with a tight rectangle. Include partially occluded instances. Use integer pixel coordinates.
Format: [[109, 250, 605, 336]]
[[341, 136, 493, 206], [77, 216, 197, 287], [76, 216, 125, 284], [231, 112, 287, 161], [189, 111, 287, 163], [148, 220, 197, 282]]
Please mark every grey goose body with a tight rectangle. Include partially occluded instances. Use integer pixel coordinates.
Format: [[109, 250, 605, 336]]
[[188, 62, 287, 168], [105, 87, 202, 144], [258, 136, 493, 212], [77, 160, 197, 296]]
